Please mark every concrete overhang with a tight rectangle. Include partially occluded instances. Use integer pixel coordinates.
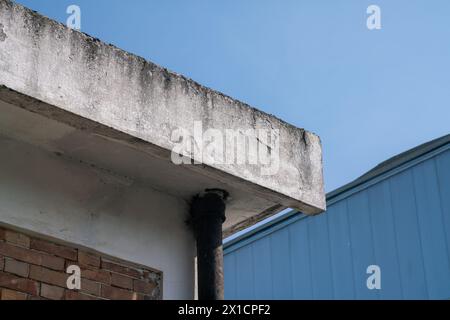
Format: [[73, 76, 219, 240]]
[[0, 0, 325, 236]]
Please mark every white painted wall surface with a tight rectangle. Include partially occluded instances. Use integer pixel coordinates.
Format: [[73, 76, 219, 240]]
[[0, 134, 195, 299]]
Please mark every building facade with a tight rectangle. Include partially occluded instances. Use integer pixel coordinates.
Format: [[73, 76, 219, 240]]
[[0, 0, 324, 300], [224, 134, 450, 299]]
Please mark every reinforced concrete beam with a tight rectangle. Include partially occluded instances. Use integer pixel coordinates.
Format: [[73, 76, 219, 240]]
[[0, 0, 325, 235]]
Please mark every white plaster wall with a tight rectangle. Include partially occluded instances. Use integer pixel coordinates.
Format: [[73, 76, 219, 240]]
[[0, 0, 326, 222], [0, 134, 195, 299]]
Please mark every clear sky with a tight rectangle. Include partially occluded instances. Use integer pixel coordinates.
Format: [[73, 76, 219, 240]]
[[14, 0, 450, 192]]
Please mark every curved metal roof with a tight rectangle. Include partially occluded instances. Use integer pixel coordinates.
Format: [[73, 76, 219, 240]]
[[327, 133, 450, 201], [224, 133, 450, 247]]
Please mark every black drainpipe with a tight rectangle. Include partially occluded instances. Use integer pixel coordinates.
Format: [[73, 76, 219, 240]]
[[190, 189, 229, 300]]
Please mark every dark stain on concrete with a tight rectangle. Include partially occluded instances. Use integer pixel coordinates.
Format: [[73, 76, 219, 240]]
[[0, 23, 7, 41]]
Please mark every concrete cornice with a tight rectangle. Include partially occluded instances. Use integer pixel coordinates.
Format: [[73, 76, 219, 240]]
[[0, 0, 325, 234]]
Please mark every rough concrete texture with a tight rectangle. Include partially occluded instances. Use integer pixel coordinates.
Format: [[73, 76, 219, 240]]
[[0, 1, 325, 224]]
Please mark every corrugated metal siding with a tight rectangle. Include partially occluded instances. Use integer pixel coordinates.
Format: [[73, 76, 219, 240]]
[[224, 147, 450, 299]]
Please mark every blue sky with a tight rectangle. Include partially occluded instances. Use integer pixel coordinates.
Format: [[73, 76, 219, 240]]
[[15, 0, 450, 192]]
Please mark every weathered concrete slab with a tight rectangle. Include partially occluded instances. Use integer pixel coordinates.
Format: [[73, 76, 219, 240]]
[[0, 0, 325, 234]]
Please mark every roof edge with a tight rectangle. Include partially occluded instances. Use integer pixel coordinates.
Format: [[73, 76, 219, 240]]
[[224, 133, 450, 249], [327, 133, 450, 201]]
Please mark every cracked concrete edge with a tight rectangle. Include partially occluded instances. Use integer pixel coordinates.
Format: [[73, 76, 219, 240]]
[[0, 0, 326, 214], [0, 86, 320, 238]]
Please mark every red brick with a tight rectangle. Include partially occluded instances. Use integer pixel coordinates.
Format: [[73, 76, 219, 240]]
[[82, 267, 111, 285], [0, 241, 64, 271], [1, 288, 28, 300], [41, 255, 65, 270], [40, 283, 65, 300], [29, 265, 68, 288], [4, 230, 30, 248], [4, 258, 29, 277], [28, 295, 47, 300], [78, 251, 100, 268], [133, 279, 157, 294], [0, 255, 4, 271], [137, 293, 156, 300], [102, 259, 142, 279], [111, 273, 133, 290], [81, 278, 101, 296], [65, 290, 101, 300], [0, 271, 39, 295], [30, 239, 77, 260], [101, 285, 138, 300], [0, 228, 5, 241]]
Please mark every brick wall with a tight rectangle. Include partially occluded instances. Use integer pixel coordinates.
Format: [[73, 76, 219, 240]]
[[0, 225, 162, 300]]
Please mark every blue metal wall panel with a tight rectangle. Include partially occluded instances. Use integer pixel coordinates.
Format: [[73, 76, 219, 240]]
[[307, 213, 334, 299], [235, 246, 254, 299], [270, 229, 293, 299], [224, 147, 450, 299], [252, 237, 273, 299], [288, 220, 313, 299], [346, 191, 378, 299], [367, 181, 403, 299], [412, 160, 450, 298], [389, 170, 429, 298], [435, 152, 450, 266], [327, 201, 355, 299], [224, 251, 237, 298]]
